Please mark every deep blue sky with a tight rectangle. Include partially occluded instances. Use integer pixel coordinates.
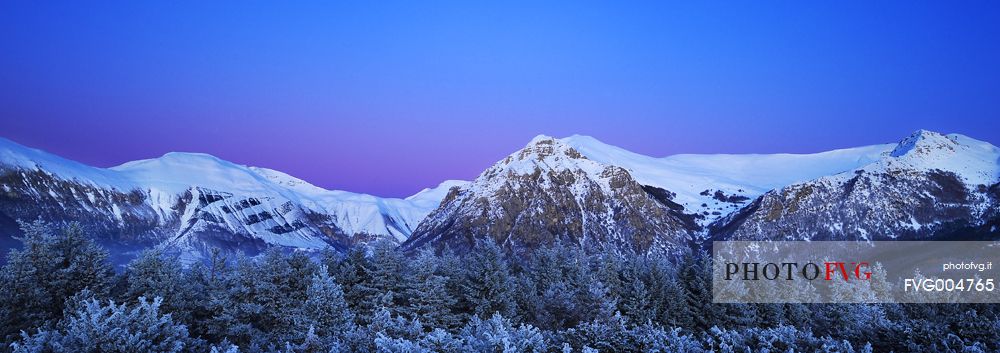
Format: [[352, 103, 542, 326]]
[[1, 1, 998, 197]]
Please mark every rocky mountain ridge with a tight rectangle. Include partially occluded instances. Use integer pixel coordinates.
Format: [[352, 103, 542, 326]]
[[404, 130, 999, 253], [712, 130, 1000, 241], [401, 136, 700, 254], [3, 129, 997, 261], [0, 137, 463, 262]]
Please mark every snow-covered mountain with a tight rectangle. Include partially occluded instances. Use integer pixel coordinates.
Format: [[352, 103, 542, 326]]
[[403, 130, 999, 253], [4, 129, 998, 260], [561, 135, 894, 226], [401, 135, 702, 254], [712, 130, 1000, 241], [0, 137, 465, 262]]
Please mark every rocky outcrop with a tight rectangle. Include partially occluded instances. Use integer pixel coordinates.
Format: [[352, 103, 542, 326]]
[[0, 138, 461, 263], [711, 130, 1000, 241], [401, 136, 699, 254]]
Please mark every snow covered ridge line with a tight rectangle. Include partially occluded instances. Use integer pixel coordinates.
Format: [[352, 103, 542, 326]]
[[2, 129, 999, 261], [558, 129, 998, 226], [0, 136, 468, 262], [712, 130, 1000, 243], [403, 129, 1000, 253]]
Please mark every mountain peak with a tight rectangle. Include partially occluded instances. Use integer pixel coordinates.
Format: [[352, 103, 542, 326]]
[[890, 129, 958, 158], [111, 151, 241, 174], [159, 151, 226, 161], [509, 135, 587, 165], [862, 129, 1000, 186], [108, 152, 288, 195], [404, 139, 698, 253], [528, 134, 556, 144]]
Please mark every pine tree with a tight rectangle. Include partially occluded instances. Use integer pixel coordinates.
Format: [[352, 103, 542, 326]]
[[214, 250, 313, 348], [632, 325, 705, 353], [459, 239, 517, 319], [299, 265, 354, 343], [287, 326, 330, 353], [0, 221, 114, 345], [334, 247, 377, 324], [561, 312, 633, 352], [364, 306, 425, 353], [434, 245, 470, 325], [419, 328, 462, 353], [593, 253, 626, 302], [367, 241, 412, 317], [678, 251, 720, 331], [459, 313, 546, 353], [534, 280, 578, 330], [12, 297, 191, 353], [285, 251, 321, 300], [184, 253, 231, 344], [373, 334, 428, 353], [642, 254, 677, 326], [619, 264, 654, 325], [123, 249, 195, 325], [209, 341, 240, 353], [405, 248, 460, 331], [658, 267, 692, 329], [521, 242, 612, 331]]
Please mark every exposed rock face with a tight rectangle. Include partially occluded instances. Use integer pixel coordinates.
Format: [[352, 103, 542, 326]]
[[401, 136, 699, 254], [0, 169, 165, 254], [558, 134, 894, 227], [0, 168, 365, 263], [0, 138, 462, 263], [3, 129, 998, 262], [711, 130, 1000, 241]]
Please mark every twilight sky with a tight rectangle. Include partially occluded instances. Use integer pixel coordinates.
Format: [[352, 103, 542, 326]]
[[1, 1, 999, 197]]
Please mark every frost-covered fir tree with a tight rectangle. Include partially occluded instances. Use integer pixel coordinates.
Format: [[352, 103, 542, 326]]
[[678, 252, 721, 331], [560, 312, 633, 352], [297, 265, 354, 346], [346, 307, 424, 353], [520, 242, 614, 331], [209, 341, 239, 353], [618, 262, 655, 325], [182, 250, 232, 344], [366, 241, 413, 317], [0, 221, 114, 346], [419, 329, 462, 353], [123, 249, 196, 325], [286, 326, 334, 353], [631, 325, 704, 353], [459, 313, 546, 353], [405, 248, 460, 331], [333, 248, 377, 324], [12, 297, 191, 353], [459, 239, 516, 319], [214, 250, 315, 348]]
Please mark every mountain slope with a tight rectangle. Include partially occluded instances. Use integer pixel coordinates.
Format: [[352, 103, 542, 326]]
[[401, 136, 700, 254], [561, 135, 893, 226], [4, 129, 997, 261], [0, 138, 464, 262], [711, 130, 1000, 241], [403, 130, 999, 253]]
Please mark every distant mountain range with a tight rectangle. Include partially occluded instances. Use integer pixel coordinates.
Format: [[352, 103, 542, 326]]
[[1, 129, 997, 262], [0, 137, 465, 262]]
